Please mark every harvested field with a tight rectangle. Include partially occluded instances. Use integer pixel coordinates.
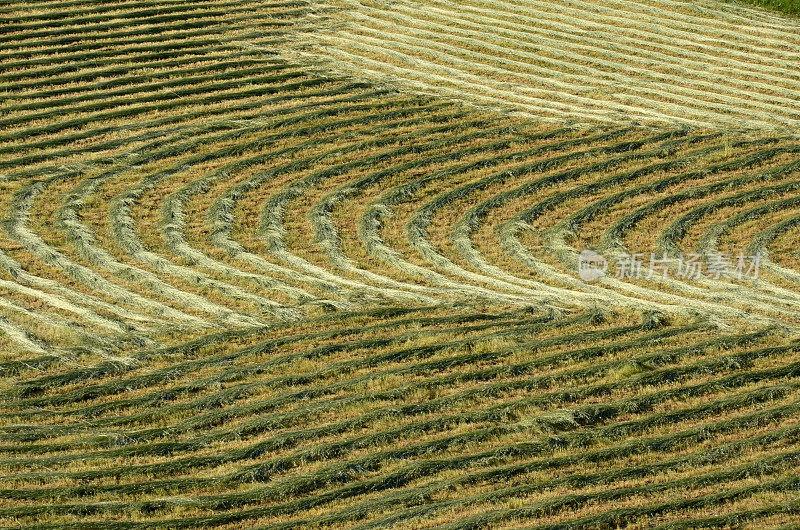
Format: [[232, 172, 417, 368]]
[[2, 0, 800, 527], [290, 0, 800, 132]]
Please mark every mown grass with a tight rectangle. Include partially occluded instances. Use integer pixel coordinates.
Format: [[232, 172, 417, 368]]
[[731, 0, 800, 15], [4, 0, 800, 527]]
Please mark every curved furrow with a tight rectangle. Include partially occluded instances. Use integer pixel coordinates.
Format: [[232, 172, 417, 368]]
[[487, 140, 800, 326], [216, 118, 534, 305], [101, 103, 424, 320], [161, 102, 476, 309], [448, 134, 723, 291], [308, 127, 578, 293], [694, 195, 800, 305], [655, 181, 800, 304], [0, 106, 344, 335], [126, 99, 450, 308], [354, 128, 664, 309], [404, 130, 689, 291], [698, 196, 800, 257], [55, 90, 424, 321], [381, 129, 742, 317], [594, 149, 800, 306], [255, 123, 553, 304], [6, 177, 206, 329], [495, 141, 800, 316]]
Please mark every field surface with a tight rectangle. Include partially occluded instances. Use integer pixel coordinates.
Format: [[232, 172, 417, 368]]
[[2, 0, 800, 527]]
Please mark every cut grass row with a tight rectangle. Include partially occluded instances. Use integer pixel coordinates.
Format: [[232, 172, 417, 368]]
[[296, 0, 800, 130], [4, 0, 800, 526]]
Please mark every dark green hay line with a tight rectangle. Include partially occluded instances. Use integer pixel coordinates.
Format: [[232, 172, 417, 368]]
[[8, 419, 800, 521], [0, 63, 291, 127], [0, 0, 309, 23], [3, 374, 794, 524], [406, 128, 685, 245], [287, 390, 800, 528], [749, 207, 800, 255], [0, 70, 313, 144], [2, 378, 794, 508], [0, 0, 285, 33], [0, 328, 778, 494], [0, 9, 290, 45], [0, 314, 580, 455], [452, 460, 800, 530], [1, 306, 536, 405], [0, 317, 652, 453], [0, 311, 561, 444], [0, 308, 525, 428], [651, 500, 800, 529], [0, 42, 264, 86], [17, 435, 800, 528], [0, 82, 376, 173], [0, 305, 444, 402], [660, 175, 800, 255]]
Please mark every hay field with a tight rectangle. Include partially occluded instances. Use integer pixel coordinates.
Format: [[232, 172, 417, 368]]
[[2, 0, 800, 527]]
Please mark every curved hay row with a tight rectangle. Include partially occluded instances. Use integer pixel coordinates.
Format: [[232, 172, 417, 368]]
[[0, 1, 342, 350], [4, 0, 800, 527], [282, 120, 800, 327], [3, 0, 800, 339]]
